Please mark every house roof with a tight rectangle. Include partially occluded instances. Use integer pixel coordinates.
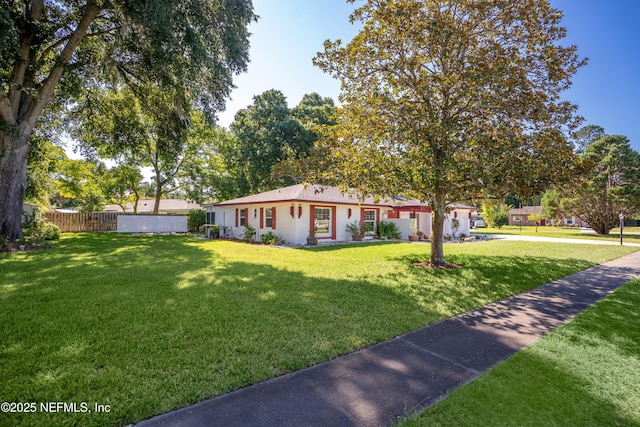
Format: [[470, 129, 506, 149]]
[[208, 184, 476, 211], [210, 184, 397, 207], [105, 199, 202, 213], [509, 206, 542, 215]]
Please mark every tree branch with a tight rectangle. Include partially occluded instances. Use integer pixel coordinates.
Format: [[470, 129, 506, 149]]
[[20, 1, 103, 134], [0, 92, 17, 126]]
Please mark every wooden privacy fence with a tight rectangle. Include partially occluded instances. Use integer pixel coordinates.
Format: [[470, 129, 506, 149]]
[[43, 212, 186, 233]]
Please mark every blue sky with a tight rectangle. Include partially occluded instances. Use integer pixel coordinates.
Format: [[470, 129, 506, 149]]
[[218, 0, 640, 153]]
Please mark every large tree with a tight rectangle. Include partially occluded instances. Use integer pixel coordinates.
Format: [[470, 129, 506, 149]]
[[0, 0, 255, 239], [573, 124, 605, 155], [176, 119, 239, 203], [560, 135, 640, 234], [312, 0, 583, 266], [71, 85, 197, 214], [228, 90, 330, 196]]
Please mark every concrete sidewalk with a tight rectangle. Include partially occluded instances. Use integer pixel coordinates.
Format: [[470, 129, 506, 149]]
[[473, 233, 640, 247], [134, 250, 640, 427]]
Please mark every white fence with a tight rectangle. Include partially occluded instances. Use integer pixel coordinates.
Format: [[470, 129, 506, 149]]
[[117, 215, 187, 233]]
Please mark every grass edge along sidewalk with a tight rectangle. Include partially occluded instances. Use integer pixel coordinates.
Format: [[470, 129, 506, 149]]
[[400, 260, 640, 426], [134, 250, 640, 427]]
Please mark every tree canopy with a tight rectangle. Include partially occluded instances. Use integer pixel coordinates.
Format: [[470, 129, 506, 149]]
[[559, 134, 640, 234], [312, 0, 583, 266], [0, 0, 256, 239], [227, 90, 336, 197]]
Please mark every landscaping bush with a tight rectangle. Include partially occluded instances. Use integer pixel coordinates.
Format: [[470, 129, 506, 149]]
[[187, 209, 206, 232], [243, 224, 257, 241], [260, 231, 285, 245], [261, 231, 278, 245], [492, 211, 509, 229], [377, 221, 401, 239], [21, 208, 60, 241]]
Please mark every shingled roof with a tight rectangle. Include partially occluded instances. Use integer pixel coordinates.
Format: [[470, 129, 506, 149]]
[[211, 184, 394, 207], [509, 206, 542, 215]]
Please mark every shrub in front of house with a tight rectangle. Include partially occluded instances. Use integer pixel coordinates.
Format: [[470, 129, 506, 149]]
[[377, 221, 401, 239], [187, 209, 206, 232]]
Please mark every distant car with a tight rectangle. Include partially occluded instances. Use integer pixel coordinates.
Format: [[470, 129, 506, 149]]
[[472, 215, 486, 228]]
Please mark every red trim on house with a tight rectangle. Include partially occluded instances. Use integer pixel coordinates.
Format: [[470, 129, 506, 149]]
[[290, 205, 294, 218], [348, 208, 352, 218], [272, 206, 276, 229], [298, 205, 302, 218], [331, 206, 336, 240], [310, 204, 336, 240], [392, 206, 432, 213], [360, 207, 381, 234], [260, 207, 264, 229]]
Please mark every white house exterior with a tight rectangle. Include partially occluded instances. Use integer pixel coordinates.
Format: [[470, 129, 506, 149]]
[[203, 184, 474, 245]]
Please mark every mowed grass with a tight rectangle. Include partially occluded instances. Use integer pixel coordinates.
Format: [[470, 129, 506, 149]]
[[0, 234, 636, 426], [473, 225, 640, 244], [399, 277, 640, 427]]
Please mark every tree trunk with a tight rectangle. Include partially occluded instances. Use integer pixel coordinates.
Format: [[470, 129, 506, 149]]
[[430, 194, 447, 266], [0, 133, 30, 240], [153, 179, 162, 215]]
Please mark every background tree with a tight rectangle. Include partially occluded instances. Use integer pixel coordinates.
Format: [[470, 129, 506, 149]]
[[103, 164, 143, 213], [482, 200, 513, 229], [528, 213, 544, 232], [0, 0, 256, 240], [573, 124, 605, 155], [25, 133, 67, 207], [492, 211, 509, 230], [541, 187, 564, 222], [71, 87, 206, 213], [560, 135, 640, 234], [53, 158, 107, 212], [312, 0, 583, 266], [175, 115, 237, 203], [229, 90, 327, 196]]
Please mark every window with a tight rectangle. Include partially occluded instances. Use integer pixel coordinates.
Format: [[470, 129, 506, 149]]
[[363, 209, 376, 235], [265, 208, 273, 228], [206, 212, 215, 224], [315, 208, 331, 235], [240, 209, 246, 226], [514, 215, 521, 222]]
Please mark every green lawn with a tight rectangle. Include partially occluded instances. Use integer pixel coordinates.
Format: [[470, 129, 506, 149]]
[[473, 225, 640, 244], [398, 277, 640, 426], [0, 234, 636, 426]]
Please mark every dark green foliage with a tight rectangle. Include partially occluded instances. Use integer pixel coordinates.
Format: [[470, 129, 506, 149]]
[[0, 0, 256, 240], [187, 209, 206, 232], [492, 212, 509, 229], [226, 90, 337, 197], [562, 135, 640, 234], [574, 124, 605, 154], [377, 221, 401, 239]]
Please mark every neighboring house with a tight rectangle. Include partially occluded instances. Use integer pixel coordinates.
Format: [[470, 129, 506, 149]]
[[508, 206, 545, 226], [104, 199, 202, 214], [203, 184, 472, 245]]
